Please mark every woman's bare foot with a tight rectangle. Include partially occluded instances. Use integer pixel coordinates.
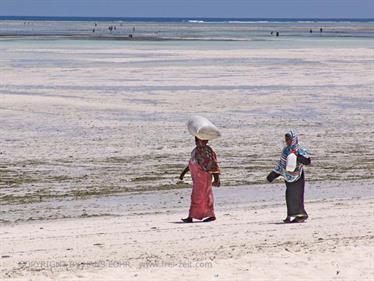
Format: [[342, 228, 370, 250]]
[[283, 217, 291, 223], [203, 216, 216, 222], [291, 215, 308, 223]]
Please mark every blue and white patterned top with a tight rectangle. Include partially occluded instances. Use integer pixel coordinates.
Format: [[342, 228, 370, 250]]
[[273, 131, 310, 183]]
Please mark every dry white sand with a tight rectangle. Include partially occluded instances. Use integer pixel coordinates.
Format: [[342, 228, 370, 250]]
[[1, 181, 373, 281]]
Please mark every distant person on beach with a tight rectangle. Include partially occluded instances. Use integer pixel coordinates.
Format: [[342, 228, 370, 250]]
[[320, 28, 323, 33], [266, 131, 311, 223], [276, 31, 279, 37], [179, 137, 221, 223]]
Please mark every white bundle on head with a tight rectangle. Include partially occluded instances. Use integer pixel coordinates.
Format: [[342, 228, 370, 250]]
[[187, 115, 221, 140]]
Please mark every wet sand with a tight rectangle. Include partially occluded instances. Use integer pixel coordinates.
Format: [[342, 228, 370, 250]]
[[0, 40, 373, 205]]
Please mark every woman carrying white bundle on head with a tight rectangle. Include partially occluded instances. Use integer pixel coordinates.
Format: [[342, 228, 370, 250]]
[[266, 131, 312, 223], [179, 116, 221, 223]]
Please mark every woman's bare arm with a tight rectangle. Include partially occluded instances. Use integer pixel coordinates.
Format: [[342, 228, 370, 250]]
[[179, 166, 190, 180]]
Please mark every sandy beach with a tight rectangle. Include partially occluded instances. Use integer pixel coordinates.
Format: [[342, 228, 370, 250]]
[[0, 23, 374, 280], [1, 180, 373, 280]]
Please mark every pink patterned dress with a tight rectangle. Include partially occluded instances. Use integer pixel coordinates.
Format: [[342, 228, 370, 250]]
[[188, 145, 220, 220]]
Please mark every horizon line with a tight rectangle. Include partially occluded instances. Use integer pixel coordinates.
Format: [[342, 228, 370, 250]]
[[1, 15, 374, 20]]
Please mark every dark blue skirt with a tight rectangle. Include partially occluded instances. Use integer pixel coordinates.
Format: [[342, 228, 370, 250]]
[[285, 171, 308, 217]]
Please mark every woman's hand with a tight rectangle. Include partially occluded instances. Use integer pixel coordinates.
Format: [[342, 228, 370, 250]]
[[212, 179, 220, 187], [212, 173, 220, 187], [267, 171, 280, 183]]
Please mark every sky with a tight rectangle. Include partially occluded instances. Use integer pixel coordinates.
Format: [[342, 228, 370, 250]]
[[0, 0, 373, 18]]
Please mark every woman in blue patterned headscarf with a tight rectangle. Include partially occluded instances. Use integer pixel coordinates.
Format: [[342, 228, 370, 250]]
[[267, 131, 311, 223]]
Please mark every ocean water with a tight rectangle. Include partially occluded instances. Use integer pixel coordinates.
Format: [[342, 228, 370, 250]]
[[0, 17, 374, 40]]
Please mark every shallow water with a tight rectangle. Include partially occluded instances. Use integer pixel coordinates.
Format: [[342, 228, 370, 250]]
[[1, 19, 374, 40]]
